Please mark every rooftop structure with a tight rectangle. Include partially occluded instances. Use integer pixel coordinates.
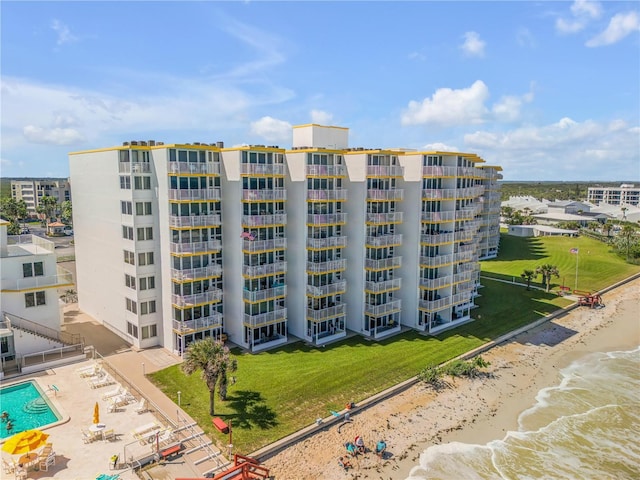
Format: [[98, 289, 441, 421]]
[[587, 184, 639, 206]]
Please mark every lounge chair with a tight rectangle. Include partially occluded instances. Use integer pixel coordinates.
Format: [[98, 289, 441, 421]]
[[81, 428, 96, 444], [2, 459, 15, 474], [102, 385, 123, 400], [156, 428, 175, 447], [134, 398, 147, 414], [102, 429, 115, 441], [132, 422, 160, 440], [76, 362, 99, 375], [39, 452, 56, 471], [90, 374, 115, 389]]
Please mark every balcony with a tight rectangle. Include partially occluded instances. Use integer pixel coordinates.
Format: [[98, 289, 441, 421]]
[[457, 186, 485, 198], [419, 253, 454, 268], [366, 212, 403, 225], [307, 236, 348, 250], [419, 292, 470, 312], [243, 238, 287, 252], [168, 188, 221, 201], [2, 269, 74, 292], [307, 189, 347, 201], [365, 278, 401, 293], [119, 162, 151, 174], [171, 265, 223, 281], [455, 230, 475, 243], [242, 261, 287, 277], [365, 234, 402, 248], [242, 214, 287, 227], [364, 300, 402, 317], [306, 304, 346, 321], [171, 289, 223, 307], [7, 234, 55, 253], [306, 259, 347, 274], [367, 189, 404, 201], [242, 189, 287, 201], [422, 166, 458, 177], [170, 240, 222, 255], [172, 313, 223, 334], [306, 165, 347, 177], [457, 167, 482, 178], [420, 232, 454, 245], [306, 281, 347, 297], [169, 214, 222, 228], [243, 309, 287, 327], [454, 250, 476, 263], [365, 256, 402, 270], [421, 211, 456, 223], [168, 162, 220, 175], [306, 213, 347, 226], [240, 164, 286, 176], [243, 286, 287, 303], [457, 204, 483, 220], [366, 165, 404, 177]]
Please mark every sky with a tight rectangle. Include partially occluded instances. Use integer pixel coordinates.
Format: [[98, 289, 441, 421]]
[[1, 0, 639, 181]]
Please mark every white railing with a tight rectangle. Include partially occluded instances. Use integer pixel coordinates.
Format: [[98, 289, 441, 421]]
[[168, 188, 221, 201], [366, 165, 404, 177], [307, 236, 348, 249], [366, 212, 403, 224], [307, 213, 347, 225], [365, 234, 402, 247], [171, 265, 223, 281], [421, 211, 456, 223], [242, 238, 287, 252], [169, 214, 222, 228], [306, 281, 347, 297], [6, 235, 55, 253], [172, 313, 223, 333], [422, 166, 458, 177], [454, 250, 476, 263], [306, 259, 347, 273], [367, 189, 405, 201], [119, 162, 151, 173], [419, 253, 454, 268], [458, 186, 485, 198], [169, 240, 222, 254], [307, 189, 348, 201], [171, 289, 223, 307], [365, 257, 402, 270], [421, 188, 458, 200], [242, 189, 287, 201], [364, 300, 402, 317], [240, 164, 286, 176], [419, 292, 469, 312], [3, 269, 73, 291], [365, 278, 401, 293], [420, 232, 454, 245], [306, 165, 347, 177], [243, 309, 287, 327], [242, 214, 287, 226], [243, 286, 287, 302], [242, 261, 287, 277], [168, 162, 220, 175], [306, 304, 346, 320]]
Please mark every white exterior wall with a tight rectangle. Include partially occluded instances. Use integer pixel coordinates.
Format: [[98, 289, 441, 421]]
[[293, 125, 349, 149]]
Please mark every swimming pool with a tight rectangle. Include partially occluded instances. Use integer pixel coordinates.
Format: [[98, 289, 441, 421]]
[[0, 381, 62, 439]]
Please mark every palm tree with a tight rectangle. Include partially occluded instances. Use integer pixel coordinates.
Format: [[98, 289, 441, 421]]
[[616, 224, 637, 261], [535, 264, 560, 292], [38, 195, 58, 227], [521, 269, 535, 290], [182, 338, 237, 416]]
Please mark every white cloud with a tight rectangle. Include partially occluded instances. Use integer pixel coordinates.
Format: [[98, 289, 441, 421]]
[[250, 116, 292, 143], [555, 0, 602, 34], [555, 18, 586, 34], [51, 19, 78, 46], [492, 85, 534, 123], [23, 125, 85, 145], [571, 0, 602, 19], [408, 51, 426, 61], [421, 142, 459, 152], [460, 31, 486, 58], [310, 110, 333, 125], [586, 11, 640, 47], [516, 27, 536, 48], [401, 80, 490, 127]]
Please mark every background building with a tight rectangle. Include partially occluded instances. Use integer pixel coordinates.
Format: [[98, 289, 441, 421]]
[[11, 179, 71, 217], [587, 184, 639, 206], [69, 125, 501, 354]]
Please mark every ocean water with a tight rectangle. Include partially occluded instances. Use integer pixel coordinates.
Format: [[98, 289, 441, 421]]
[[407, 347, 640, 480]]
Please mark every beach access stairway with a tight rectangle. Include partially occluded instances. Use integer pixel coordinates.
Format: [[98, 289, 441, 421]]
[[3, 311, 84, 348]]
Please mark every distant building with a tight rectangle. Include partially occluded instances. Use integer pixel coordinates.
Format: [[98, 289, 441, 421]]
[[10, 179, 71, 217], [507, 225, 578, 237], [587, 184, 639, 206]]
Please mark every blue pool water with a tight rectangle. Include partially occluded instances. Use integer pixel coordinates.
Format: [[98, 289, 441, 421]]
[[0, 381, 61, 439]]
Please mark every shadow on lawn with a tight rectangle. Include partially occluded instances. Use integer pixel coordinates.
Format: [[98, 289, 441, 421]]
[[485, 236, 547, 262], [224, 390, 278, 430]]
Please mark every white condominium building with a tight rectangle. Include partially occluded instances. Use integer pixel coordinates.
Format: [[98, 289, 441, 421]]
[[69, 125, 501, 354], [11, 179, 71, 217], [587, 184, 639, 206]]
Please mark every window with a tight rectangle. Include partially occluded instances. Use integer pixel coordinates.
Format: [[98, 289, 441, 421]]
[[134, 176, 151, 190], [126, 297, 137, 314], [22, 262, 44, 278], [138, 252, 154, 266], [122, 226, 134, 240], [140, 300, 156, 315], [124, 250, 135, 265], [25, 291, 46, 308], [127, 322, 138, 338], [125, 274, 136, 290], [137, 227, 153, 241], [121, 201, 132, 215], [135, 202, 152, 216], [141, 324, 158, 340], [139, 276, 155, 290], [120, 176, 131, 189]]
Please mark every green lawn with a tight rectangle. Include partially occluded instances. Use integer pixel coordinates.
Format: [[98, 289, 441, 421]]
[[150, 234, 639, 453]]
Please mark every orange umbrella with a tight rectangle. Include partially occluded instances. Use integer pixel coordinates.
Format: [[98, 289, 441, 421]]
[[93, 402, 100, 424], [1, 430, 49, 455]]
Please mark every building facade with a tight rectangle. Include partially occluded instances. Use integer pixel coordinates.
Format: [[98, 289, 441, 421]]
[[587, 184, 639, 206], [11, 179, 72, 217], [69, 125, 501, 354]]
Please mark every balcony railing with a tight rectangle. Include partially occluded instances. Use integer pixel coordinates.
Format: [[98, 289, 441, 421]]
[[455, 230, 475, 243], [6, 235, 55, 253], [365, 278, 401, 293], [420, 232, 454, 245], [458, 186, 485, 198], [307, 189, 347, 201], [457, 167, 482, 177], [306, 304, 346, 321], [168, 188, 221, 201], [172, 313, 223, 334], [367, 189, 404, 201], [422, 166, 458, 177], [242, 189, 287, 201], [455, 250, 476, 263], [2, 270, 74, 291], [170, 240, 222, 254], [242, 214, 287, 227], [365, 234, 402, 247], [306, 281, 347, 297], [171, 289, 223, 307], [242, 261, 287, 277], [307, 236, 348, 249], [168, 162, 220, 175], [171, 265, 223, 281], [242, 238, 287, 252], [243, 286, 287, 303], [419, 253, 454, 268], [366, 212, 403, 224], [421, 211, 456, 223], [366, 165, 404, 177], [240, 164, 286, 176], [306, 165, 347, 177], [119, 162, 151, 173], [419, 292, 470, 312], [307, 213, 347, 225], [364, 300, 402, 317], [365, 257, 402, 270], [306, 259, 347, 274], [421, 188, 458, 200], [169, 214, 222, 228], [243, 309, 287, 327]]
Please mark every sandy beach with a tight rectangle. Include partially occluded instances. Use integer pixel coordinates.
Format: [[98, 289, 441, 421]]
[[262, 277, 640, 480]]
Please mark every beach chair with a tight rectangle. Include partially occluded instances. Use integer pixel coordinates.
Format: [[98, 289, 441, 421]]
[[157, 428, 176, 447], [90, 374, 115, 389], [76, 362, 98, 375], [134, 398, 147, 414], [102, 385, 123, 400], [80, 365, 103, 378], [39, 452, 56, 471], [102, 429, 115, 441], [81, 428, 95, 444], [2, 459, 15, 474]]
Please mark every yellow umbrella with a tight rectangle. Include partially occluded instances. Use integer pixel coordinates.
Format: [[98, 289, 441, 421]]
[[93, 402, 100, 424], [1, 430, 49, 455]]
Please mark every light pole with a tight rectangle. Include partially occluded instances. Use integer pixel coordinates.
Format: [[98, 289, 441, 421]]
[[177, 391, 181, 407], [142, 363, 145, 376]]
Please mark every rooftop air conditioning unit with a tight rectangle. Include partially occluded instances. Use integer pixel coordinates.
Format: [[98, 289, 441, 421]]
[[157, 142, 164, 145], [131, 141, 139, 146], [148, 140, 156, 146], [123, 142, 130, 146], [216, 141, 224, 148], [140, 141, 147, 146]]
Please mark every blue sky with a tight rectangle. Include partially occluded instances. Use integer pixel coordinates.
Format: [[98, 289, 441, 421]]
[[1, 0, 639, 181]]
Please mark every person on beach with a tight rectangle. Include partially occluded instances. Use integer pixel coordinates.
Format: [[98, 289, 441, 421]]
[[375, 440, 387, 458], [0, 411, 8, 422], [338, 456, 353, 471], [345, 441, 357, 457], [355, 435, 365, 454]]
